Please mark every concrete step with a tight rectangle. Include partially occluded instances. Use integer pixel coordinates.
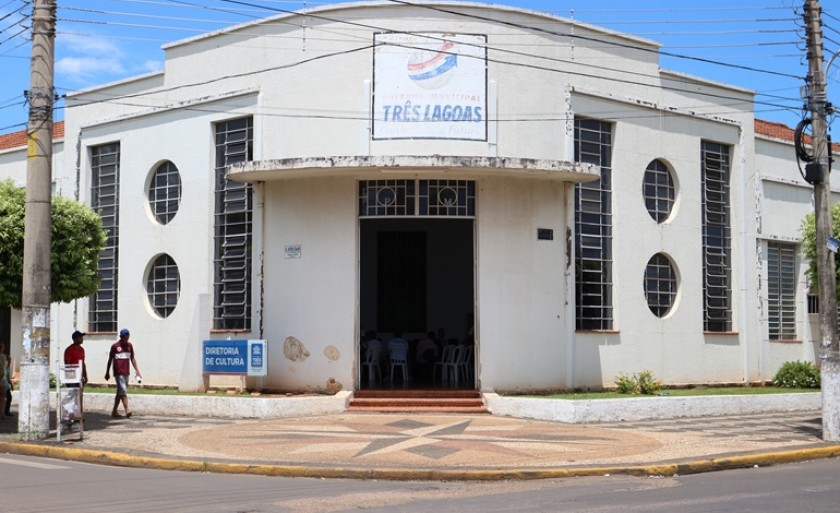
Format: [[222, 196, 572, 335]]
[[353, 389, 481, 399], [346, 405, 489, 414], [349, 397, 484, 408], [348, 390, 487, 414]]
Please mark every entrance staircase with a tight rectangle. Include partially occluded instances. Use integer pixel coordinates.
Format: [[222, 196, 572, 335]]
[[347, 389, 488, 414]]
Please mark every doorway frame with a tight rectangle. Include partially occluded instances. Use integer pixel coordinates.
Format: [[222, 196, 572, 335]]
[[355, 178, 478, 391]]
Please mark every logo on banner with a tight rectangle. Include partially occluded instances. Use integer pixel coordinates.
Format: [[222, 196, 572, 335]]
[[373, 32, 487, 141], [407, 42, 457, 90]]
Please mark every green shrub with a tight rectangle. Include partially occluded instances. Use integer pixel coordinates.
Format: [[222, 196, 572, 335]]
[[615, 373, 638, 394], [614, 370, 662, 395], [637, 370, 662, 395], [773, 360, 820, 389]]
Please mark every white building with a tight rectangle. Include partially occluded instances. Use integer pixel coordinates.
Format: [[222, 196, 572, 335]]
[[0, 1, 827, 394]]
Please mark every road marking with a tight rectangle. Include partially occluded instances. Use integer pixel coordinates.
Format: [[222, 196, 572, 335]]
[[0, 456, 70, 469]]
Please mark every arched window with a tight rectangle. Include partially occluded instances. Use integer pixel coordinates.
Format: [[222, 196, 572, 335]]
[[146, 254, 180, 318], [147, 161, 182, 225], [644, 253, 677, 317], [643, 159, 675, 223]]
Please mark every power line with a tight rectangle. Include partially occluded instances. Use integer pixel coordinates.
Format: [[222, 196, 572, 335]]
[[0, 1, 817, 128], [62, 31, 798, 119], [381, 0, 803, 80]]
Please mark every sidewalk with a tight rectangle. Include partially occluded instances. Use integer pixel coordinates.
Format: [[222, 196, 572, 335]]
[[0, 395, 838, 480]]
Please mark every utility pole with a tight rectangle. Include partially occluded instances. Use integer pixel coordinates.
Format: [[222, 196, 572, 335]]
[[804, 0, 840, 442], [19, 0, 56, 440]]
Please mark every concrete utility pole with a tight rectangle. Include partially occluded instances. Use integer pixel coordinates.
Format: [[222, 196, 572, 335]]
[[804, 0, 840, 442], [19, 0, 56, 441]]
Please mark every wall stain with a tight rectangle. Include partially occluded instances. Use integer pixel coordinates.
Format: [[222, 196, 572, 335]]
[[283, 336, 310, 362], [324, 345, 340, 361]]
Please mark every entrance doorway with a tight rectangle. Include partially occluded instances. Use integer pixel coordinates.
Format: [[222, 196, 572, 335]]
[[359, 218, 474, 389]]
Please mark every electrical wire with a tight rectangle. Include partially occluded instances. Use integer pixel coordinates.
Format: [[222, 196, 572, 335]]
[[795, 117, 815, 163], [0, 1, 822, 128], [55, 1, 806, 58], [59, 32, 799, 118], [380, 0, 803, 79]]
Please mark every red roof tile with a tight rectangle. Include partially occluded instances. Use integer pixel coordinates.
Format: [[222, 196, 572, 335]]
[[0, 120, 64, 151], [756, 118, 839, 153]]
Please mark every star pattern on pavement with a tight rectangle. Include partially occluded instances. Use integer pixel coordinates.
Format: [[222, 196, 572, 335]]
[[184, 415, 660, 467]]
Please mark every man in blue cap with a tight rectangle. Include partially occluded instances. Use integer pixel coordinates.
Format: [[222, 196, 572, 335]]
[[105, 328, 142, 418]]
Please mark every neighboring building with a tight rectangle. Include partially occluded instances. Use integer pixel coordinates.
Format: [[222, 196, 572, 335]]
[[0, 2, 830, 393]]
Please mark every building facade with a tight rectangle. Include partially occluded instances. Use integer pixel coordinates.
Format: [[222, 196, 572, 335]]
[[0, 2, 828, 393]]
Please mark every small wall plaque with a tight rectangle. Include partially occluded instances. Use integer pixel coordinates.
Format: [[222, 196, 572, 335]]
[[537, 228, 553, 241], [285, 244, 301, 259]]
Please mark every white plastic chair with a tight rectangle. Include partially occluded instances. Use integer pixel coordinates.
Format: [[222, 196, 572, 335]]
[[361, 344, 383, 385], [455, 345, 474, 385], [441, 345, 467, 386], [388, 340, 410, 385], [433, 345, 457, 384]]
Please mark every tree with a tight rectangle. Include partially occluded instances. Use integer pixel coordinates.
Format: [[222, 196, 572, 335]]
[[801, 203, 840, 300], [0, 180, 106, 308], [802, 204, 840, 295]]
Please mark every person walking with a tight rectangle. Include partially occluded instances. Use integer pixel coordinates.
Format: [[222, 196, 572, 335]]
[[63, 331, 88, 426], [105, 328, 141, 418]]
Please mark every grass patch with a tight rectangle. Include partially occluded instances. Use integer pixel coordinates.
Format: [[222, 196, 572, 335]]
[[519, 387, 819, 400]]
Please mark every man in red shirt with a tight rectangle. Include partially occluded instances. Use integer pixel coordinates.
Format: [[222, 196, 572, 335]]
[[62, 331, 88, 425], [64, 331, 88, 382], [105, 328, 141, 418]]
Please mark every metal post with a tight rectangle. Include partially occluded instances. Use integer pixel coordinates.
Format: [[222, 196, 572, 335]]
[[19, 0, 56, 441], [804, 0, 840, 441]]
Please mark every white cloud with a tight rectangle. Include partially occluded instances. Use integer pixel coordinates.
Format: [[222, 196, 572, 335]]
[[55, 33, 127, 85], [56, 56, 125, 81], [60, 33, 125, 57], [140, 60, 164, 73]]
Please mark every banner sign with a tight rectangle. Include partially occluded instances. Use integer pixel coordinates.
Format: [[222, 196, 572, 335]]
[[203, 339, 267, 376], [373, 32, 487, 141]]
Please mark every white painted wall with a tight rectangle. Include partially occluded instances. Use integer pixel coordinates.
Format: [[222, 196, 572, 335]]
[[477, 177, 567, 392], [261, 177, 358, 391], [0, 2, 820, 393]]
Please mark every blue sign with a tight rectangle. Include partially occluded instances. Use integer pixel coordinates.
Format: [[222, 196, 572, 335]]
[[203, 340, 267, 376], [828, 236, 840, 254]]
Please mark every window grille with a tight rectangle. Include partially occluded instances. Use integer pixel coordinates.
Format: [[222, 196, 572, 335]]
[[419, 180, 475, 216], [148, 161, 181, 225], [643, 159, 675, 223], [359, 180, 415, 216], [213, 117, 253, 330], [645, 253, 677, 317], [807, 294, 818, 314], [89, 143, 120, 333], [574, 118, 613, 330], [806, 294, 840, 328], [767, 242, 797, 340], [358, 179, 475, 217], [146, 254, 180, 319], [701, 141, 732, 332]]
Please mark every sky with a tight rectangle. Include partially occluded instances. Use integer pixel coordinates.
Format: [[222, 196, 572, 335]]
[[0, 0, 837, 134]]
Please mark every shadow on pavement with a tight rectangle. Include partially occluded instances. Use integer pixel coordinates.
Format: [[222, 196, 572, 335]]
[[0, 410, 118, 437]]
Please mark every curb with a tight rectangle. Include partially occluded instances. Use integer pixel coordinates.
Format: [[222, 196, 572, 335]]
[[2, 441, 839, 481]]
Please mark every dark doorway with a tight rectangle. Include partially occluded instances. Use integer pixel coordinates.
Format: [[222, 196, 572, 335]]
[[360, 219, 474, 389], [377, 231, 426, 333]]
